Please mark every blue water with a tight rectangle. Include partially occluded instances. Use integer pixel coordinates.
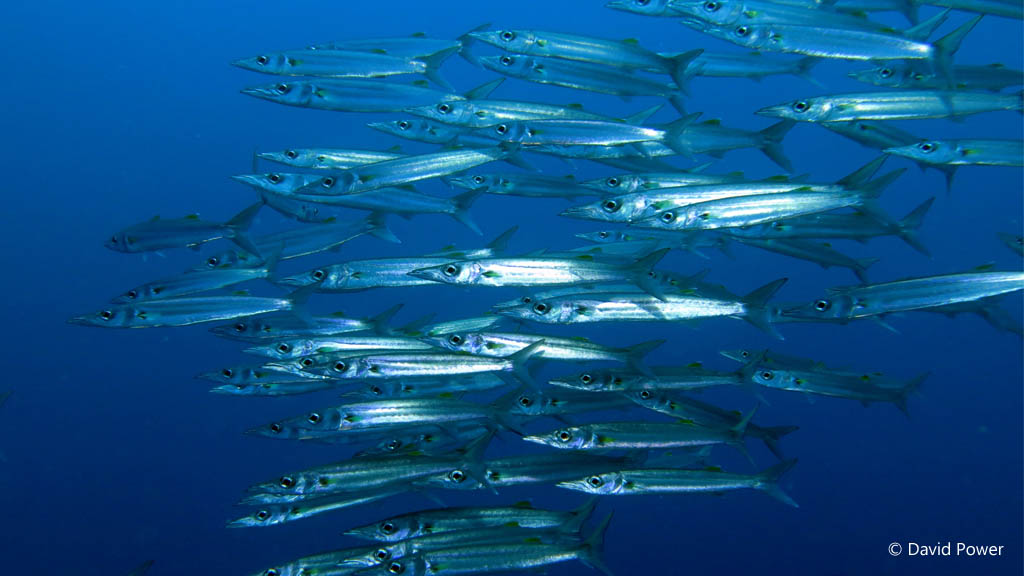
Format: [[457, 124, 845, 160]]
[[2, 1, 1022, 574]]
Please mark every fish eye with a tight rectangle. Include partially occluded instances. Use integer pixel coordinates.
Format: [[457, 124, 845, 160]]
[[448, 469, 466, 483], [264, 570, 279, 576], [792, 100, 809, 113], [557, 430, 572, 442], [735, 26, 750, 37], [311, 269, 326, 281], [741, 350, 750, 358], [473, 175, 485, 184], [275, 83, 290, 94], [437, 102, 451, 114], [109, 235, 119, 244], [533, 302, 549, 314], [380, 522, 396, 534], [284, 149, 297, 159], [637, 0, 650, 5], [256, 55, 268, 65], [704, 1, 720, 11], [386, 439, 402, 450], [522, 296, 532, 304], [500, 55, 514, 66], [220, 368, 234, 379], [448, 334, 463, 345], [375, 549, 391, 561], [639, 389, 652, 400], [580, 373, 593, 384], [388, 562, 405, 574], [277, 343, 291, 353], [279, 476, 295, 488], [371, 385, 384, 396], [270, 423, 283, 433], [333, 361, 347, 372], [207, 256, 220, 267], [233, 322, 246, 332], [256, 510, 270, 521], [126, 290, 138, 300], [444, 264, 460, 276], [879, 68, 893, 78], [518, 395, 533, 407], [598, 231, 609, 239], [495, 124, 508, 135], [268, 173, 282, 184], [500, 30, 516, 41], [398, 120, 410, 130], [661, 212, 676, 223], [321, 177, 335, 188], [301, 358, 314, 367], [605, 177, 620, 188], [814, 299, 831, 312], [307, 412, 321, 423], [760, 370, 774, 381], [917, 141, 936, 153], [587, 475, 604, 487], [602, 200, 620, 213], [99, 310, 114, 321]]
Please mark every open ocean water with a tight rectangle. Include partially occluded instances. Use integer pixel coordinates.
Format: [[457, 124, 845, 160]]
[[1, 1, 1022, 574]]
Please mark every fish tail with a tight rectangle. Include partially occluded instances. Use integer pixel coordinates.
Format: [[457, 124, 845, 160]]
[[897, 0, 919, 24], [628, 248, 672, 300], [369, 303, 404, 335], [623, 339, 666, 374], [396, 312, 437, 336], [420, 46, 460, 90], [760, 425, 800, 460], [836, 155, 887, 189], [485, 225, 519, 255], [621, 104, 663, 125], [457, 24, 493, 70], [261, 244, 284, 281], [560, 496, 600, 536], [449, 189, 484, 235], [579, 512, 615, 576], [756, 459, 799, 508], [853, 258, 879, 284], [740, 278, 788, 340], [758, 119, 796, 172], [795, 57, 824, 89], [225, 201, 265, 258], [896, 197, 934, 257], [931, 14, 983, 89], [285, 284, 316, 318], [903, 8, 949, 42], [506, 339, 547, 390], [895, 372, 929, 418], [666, 48, 704, 98], [366, 212, 402, 244], [464, 77, 504, 100]]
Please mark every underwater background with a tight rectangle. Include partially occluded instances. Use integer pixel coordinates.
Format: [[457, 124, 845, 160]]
[[1, 1, 1022, 574]]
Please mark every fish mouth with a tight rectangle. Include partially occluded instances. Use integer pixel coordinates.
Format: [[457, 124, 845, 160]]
[[559, 205, 603, 220], [365, 122, 392, 133], [230, 58, 258, 71], [755, 105, 787, 118], [240, 86, 276, 100], [403, 104, 435, 118], [678, 17, 707, 30], [208, 384, 245, 394], [406, 267, 444, 281], [275, 275, 311, 287], [519, 435, 547, 446], [67, 314, 100, 326]]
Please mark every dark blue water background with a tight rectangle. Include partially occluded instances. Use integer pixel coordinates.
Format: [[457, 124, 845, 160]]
[[1, 1, 1021, 574]]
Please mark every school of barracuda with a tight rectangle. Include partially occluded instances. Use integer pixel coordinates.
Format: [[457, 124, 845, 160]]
[[71, 1, 1023, 574]]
